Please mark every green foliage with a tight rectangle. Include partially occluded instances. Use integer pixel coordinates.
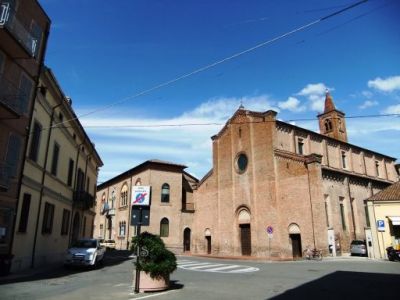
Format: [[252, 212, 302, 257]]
[[131, 232, 177, 279]]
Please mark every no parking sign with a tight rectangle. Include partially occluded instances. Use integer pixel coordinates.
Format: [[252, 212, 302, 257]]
[[266, 226, 273, 239]]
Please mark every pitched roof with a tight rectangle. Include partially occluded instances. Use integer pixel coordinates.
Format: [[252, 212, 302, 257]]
[[368, 181, 400, 201]]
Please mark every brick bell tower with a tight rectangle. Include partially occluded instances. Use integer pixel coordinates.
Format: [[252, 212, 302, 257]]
[[317, 90, 348, 142]]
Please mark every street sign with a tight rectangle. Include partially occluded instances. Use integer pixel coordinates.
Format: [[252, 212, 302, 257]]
[[377, 220, 385, 232], [266, 226, 273, 234], [132, 186, 151, 206]]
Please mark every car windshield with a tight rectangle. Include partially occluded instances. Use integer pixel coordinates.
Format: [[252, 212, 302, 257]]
[[351, 240, 365, 245], [73, 240, 97, 248]]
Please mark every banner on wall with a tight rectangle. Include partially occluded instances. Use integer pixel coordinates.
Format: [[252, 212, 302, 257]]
[[131, 186, 151, 206]]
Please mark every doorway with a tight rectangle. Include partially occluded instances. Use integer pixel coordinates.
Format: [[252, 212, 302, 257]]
[[290, 234, 302, 259], [183, 228, 191, 252], [240, 224, 251, 256], [72, 212, 80, 243], [206, 236, 211, 254]]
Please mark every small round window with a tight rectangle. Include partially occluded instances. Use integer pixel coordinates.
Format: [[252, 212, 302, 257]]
[[236, 153, 248, 173]]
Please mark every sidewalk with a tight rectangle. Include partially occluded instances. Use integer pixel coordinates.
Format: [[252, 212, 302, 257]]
[[0, 263, 63, 285]]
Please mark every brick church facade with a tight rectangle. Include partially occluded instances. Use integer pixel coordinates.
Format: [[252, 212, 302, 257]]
[[191, 93, 398, 259]]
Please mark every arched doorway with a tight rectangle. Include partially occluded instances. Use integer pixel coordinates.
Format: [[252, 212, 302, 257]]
[[288, 223, 302, 259], [183, 228, 191, 252], [238, 208, 251, 256], [72, 212, 80, 243], [205, 228, 211, 254]]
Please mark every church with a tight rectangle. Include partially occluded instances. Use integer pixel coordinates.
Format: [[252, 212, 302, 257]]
[[191, 92, 398, 259], [95, 92, 398, 259]]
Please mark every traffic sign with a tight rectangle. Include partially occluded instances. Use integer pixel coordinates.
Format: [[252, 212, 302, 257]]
[[377, 220, 385, 232], [266, 226, 273, 234]]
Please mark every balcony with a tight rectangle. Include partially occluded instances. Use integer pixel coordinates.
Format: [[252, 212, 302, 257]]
[[106, 208, 115, 217], [0, 162, 10, 191], [0, 74, 28, 117], [182, 202, 195, 213], [0, 1, 41, 58], [73, 191, 95, 210]]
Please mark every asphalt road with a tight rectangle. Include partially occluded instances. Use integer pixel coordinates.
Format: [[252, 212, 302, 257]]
[[1, 252, 400, 300]]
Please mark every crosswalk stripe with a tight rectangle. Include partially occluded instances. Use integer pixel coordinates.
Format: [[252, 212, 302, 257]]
[[228, 267, 259, 273], [189, 264, 225, 269], [178, 262, 211, 267], [205, 265, 241, 272]]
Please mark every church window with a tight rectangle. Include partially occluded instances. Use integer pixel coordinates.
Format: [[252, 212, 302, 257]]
[[236, 153, 248, 173], [324, 119, 332, 132], [341, 151, 347, 169], [375, 161, 380, 176], [339, 197, 346, 230], [297, 138, 304, 155]]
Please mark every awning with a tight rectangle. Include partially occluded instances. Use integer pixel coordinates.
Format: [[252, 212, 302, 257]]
[[388, 216, 400, 226]]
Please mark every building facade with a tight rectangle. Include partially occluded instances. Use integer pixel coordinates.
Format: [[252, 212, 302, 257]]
[[0, 0, 50, 270], [11, 67, 103, 272], [366, 181, 400, 259], [192, 94, 398, 259], [94, 160, 197, 253]]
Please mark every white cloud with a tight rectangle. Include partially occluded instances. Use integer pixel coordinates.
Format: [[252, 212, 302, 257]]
[[278, 97, 305, 112], [368, 76, 400, 92], [296, 83, 333, 112], [359, 100, 379, 109], [382, 104, 400, 114]]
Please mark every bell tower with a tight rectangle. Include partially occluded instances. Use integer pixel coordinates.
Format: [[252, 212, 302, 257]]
[[317, 91, 348, 142]]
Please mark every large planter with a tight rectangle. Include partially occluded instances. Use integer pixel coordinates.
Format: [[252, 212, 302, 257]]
[[138, 271, 169, 292]]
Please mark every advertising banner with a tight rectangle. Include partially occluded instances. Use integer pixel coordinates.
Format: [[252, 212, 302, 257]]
[[132, 186, 151, 206]]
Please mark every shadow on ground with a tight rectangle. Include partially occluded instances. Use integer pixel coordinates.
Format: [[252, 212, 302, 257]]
[[0, 250, 134, 285], [269, 271, 400, 300]]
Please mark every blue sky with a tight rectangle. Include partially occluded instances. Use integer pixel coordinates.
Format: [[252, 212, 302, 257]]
[[40, 0, 400, 183]]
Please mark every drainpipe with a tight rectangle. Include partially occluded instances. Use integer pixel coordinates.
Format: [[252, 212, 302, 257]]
[[305, 161, 317, 249], [81, 147, 93, 237], [347, 177, 357, 240], [30, 102, 62, 268]]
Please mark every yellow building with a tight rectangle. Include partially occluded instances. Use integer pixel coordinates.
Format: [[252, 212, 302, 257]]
[[11, 67, 103, 272], [0, 0, 50, 273], [366, 181, 400, 259]]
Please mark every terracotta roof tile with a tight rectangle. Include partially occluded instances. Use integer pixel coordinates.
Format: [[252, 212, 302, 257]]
[[368, 181, 400, 201]]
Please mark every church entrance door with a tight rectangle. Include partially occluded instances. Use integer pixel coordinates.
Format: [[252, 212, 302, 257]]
[[240, 224, 251, 256]]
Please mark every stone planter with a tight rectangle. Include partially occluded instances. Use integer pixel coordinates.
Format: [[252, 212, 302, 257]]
[[138, 271, 169, 292]]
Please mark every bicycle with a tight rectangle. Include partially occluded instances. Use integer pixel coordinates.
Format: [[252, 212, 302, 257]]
[[303, 247, 322, 260]]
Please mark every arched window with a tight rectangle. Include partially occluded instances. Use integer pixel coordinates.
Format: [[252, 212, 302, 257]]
[[120, 184, 128, 207], [161, 183, 170, 203], [324, 119, 332, 132], [160, 218, 169, 237]]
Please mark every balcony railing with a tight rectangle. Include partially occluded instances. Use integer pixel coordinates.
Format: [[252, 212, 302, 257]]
[[182, 202, 195, 212], [0, 1, 41, 57], [0, 74, 28, 116], [0, 162, 10, 190], [73, 191, 95, 210]]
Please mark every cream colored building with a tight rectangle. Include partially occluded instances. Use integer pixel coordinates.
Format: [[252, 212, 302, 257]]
[[0, 0, 50, 271], [11, 67, 103, 272], [366, 181, 400, 259], [94, 160, 197, 253]]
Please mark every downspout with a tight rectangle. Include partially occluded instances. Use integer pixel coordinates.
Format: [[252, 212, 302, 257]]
[[31, 101, 62, 268], [347, 177, 356, 240], [305, 162, 317, 249], [81, 148, 93, 237], [11, 21, 51, 266]]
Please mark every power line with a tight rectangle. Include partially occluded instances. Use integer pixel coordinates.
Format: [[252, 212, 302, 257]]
[[45, 113, 399, 130], [48, 0, 369, 131]]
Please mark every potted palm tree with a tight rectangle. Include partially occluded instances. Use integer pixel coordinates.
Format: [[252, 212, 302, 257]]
[[131, 232, 177, 292]]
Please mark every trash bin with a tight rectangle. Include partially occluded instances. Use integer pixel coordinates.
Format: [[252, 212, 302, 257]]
[[0, 254, 14, 276]]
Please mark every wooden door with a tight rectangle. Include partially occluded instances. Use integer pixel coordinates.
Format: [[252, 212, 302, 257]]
[[290, 234, 302, 259], [240, 224, 251, 256]]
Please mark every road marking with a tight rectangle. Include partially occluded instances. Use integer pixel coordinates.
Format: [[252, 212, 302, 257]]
[[177, 260, 259, 274], [129, 289, 178, 299]]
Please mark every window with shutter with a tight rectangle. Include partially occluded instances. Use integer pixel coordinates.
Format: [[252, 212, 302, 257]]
[[18, 193, 31, 233], [51, 142, 60, 176], [29, 121, 42, 162], [5, 133, 21, 177], [18, 73, 33, 114]]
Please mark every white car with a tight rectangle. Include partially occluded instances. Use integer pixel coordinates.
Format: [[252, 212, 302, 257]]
[[64, 238, 105, 268]]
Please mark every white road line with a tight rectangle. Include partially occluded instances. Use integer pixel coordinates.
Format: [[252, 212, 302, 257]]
[[205, 265, 241, 272], [129, 289, 178, 299], [228, 267, 259, 273], [178, 262, 212, 267], [188, 264, 225, 269]]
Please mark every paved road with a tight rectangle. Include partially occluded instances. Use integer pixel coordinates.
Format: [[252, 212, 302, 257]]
[[1, 253, 400, 300]]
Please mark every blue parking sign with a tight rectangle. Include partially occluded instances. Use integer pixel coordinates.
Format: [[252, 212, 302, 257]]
[[377, 220, 385, 232]]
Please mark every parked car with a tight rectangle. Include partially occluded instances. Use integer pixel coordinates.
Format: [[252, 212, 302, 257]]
[[100, 239, 116, 250], [65, 238, 105, 268], [350, 240, 367, 256]]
